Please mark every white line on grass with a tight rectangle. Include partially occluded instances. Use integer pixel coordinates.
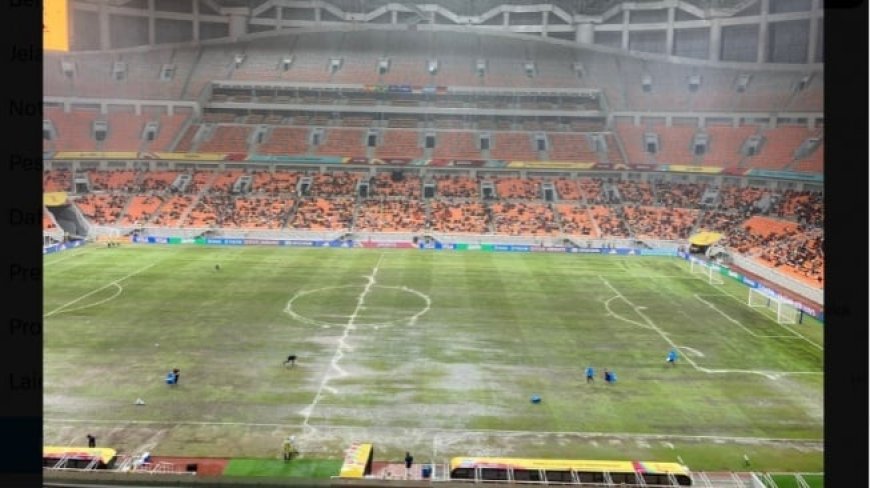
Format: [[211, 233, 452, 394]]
[[42, 417, 822, 444], [44, 262, 157, 318], [48, 283, 124, 316], [693, 272, 823, 351], [299, 253, 385, 429], [693, 294, 796, 338], [598, 276, 820, 380], [603, 296, 652, 329]]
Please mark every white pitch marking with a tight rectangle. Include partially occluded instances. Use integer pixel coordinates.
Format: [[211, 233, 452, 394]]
[[44, 262, 157, 318], [301, 254, 385, 429], [694, 275, 823, 351], [598, 276, 821, 380], [47, 283, 123, 316], [678, 346, 705, 358], [693, 294, 795, 338], [603, 296, 652, 329], [284, 284, 429, 329]]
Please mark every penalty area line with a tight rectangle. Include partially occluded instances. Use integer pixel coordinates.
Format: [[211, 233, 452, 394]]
[[598, 275, 820, 379], [44, 262, 157, 318]]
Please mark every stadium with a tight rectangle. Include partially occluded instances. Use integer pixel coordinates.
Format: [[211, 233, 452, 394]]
[[43, 0, 825, 486]]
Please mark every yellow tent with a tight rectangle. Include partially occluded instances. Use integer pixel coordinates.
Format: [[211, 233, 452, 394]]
[[689, 231, 724, 246], [43, 192, 68, 207]]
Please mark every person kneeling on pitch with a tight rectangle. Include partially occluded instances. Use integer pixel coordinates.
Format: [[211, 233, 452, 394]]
[[282, 436, 297, 461], [667, 349, 678, 366], [283, 354, 296, 367]]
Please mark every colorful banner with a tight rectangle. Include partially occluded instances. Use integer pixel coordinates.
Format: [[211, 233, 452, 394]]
[[507, 161, 597, 169], [139, 236, 353, 248], [246, 155, 345, 164], [721, 167, 751, 176], [745, 169, 823, 182], [661, 165, 724, 174], [153, 152, 227, 161], [43, 239, 85, 255], [365, 158, 414, 166], [360, 241, 415, 249], [53, 151, 138, 160]]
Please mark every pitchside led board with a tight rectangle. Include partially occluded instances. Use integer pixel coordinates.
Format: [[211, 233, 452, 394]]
[[44, 0, 70, 52]]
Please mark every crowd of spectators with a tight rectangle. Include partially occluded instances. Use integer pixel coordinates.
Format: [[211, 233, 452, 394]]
[[655, 182, 706, 208], [43, 169, 72, 192], [770, 190, 823, 228], [291, 197, 354, 230], [356, 199, 426, 232], [57, 168, 823, 284], [434, 175, 481, 198], [74, 194, 128, 225], [622, 205, 698, 240], [489, 202, 559, 236], [615, 181, 654, 205], [428, 201, 488, 233]]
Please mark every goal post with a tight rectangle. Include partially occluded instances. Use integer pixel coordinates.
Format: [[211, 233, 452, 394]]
[[748, 288, 798, 324], [689, 258, 724, 284]]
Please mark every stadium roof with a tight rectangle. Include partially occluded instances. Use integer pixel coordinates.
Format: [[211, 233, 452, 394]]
[[90, 0, 759, 16]]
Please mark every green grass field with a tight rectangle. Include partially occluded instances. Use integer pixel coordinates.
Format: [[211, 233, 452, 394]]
[[43, 244, 823, 474], [222, 458, 343, 477]]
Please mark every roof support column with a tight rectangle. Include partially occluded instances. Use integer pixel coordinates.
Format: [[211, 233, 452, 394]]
[[575, 22, 594, 45], [756, 0, 770, 63], [148, 0, 156, 45], [98, 2, 110, 50], [709, 19, 722, 61], [192, 0, 200, 41], [807, 0, 820, 63], [621, 9, 630, 50]]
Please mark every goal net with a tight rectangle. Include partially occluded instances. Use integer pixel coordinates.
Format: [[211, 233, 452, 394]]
[[690, 258, 724, 284], [748, 287, 798, 324]]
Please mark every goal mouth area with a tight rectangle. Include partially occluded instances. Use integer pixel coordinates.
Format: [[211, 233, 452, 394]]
[[747, 287, 799, 325], [689, 258, 724, 285]]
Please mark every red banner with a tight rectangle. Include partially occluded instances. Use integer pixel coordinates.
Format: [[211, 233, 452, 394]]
[[360, 241, 415, 249]]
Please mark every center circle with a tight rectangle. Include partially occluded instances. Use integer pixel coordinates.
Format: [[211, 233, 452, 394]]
[[284, 285, 430, 329]]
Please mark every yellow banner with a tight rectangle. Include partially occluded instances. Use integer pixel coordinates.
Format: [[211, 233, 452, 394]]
[[667, 165, 723, 174], [53, 152, 138, 160], [43, 192, 68, 207], [43, 0, 70, 52], [507, 161, 597, 169], [339, 443, 373, 478], [153, 152, 227, 161]]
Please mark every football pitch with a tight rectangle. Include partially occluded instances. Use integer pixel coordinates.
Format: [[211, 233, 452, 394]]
[[44, 245, 823, 472]]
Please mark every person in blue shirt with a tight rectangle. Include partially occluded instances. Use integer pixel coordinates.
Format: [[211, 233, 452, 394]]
[[585, 366, 595, 383], [603, 369, 616, 384], [667, 349, 678, 366]]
